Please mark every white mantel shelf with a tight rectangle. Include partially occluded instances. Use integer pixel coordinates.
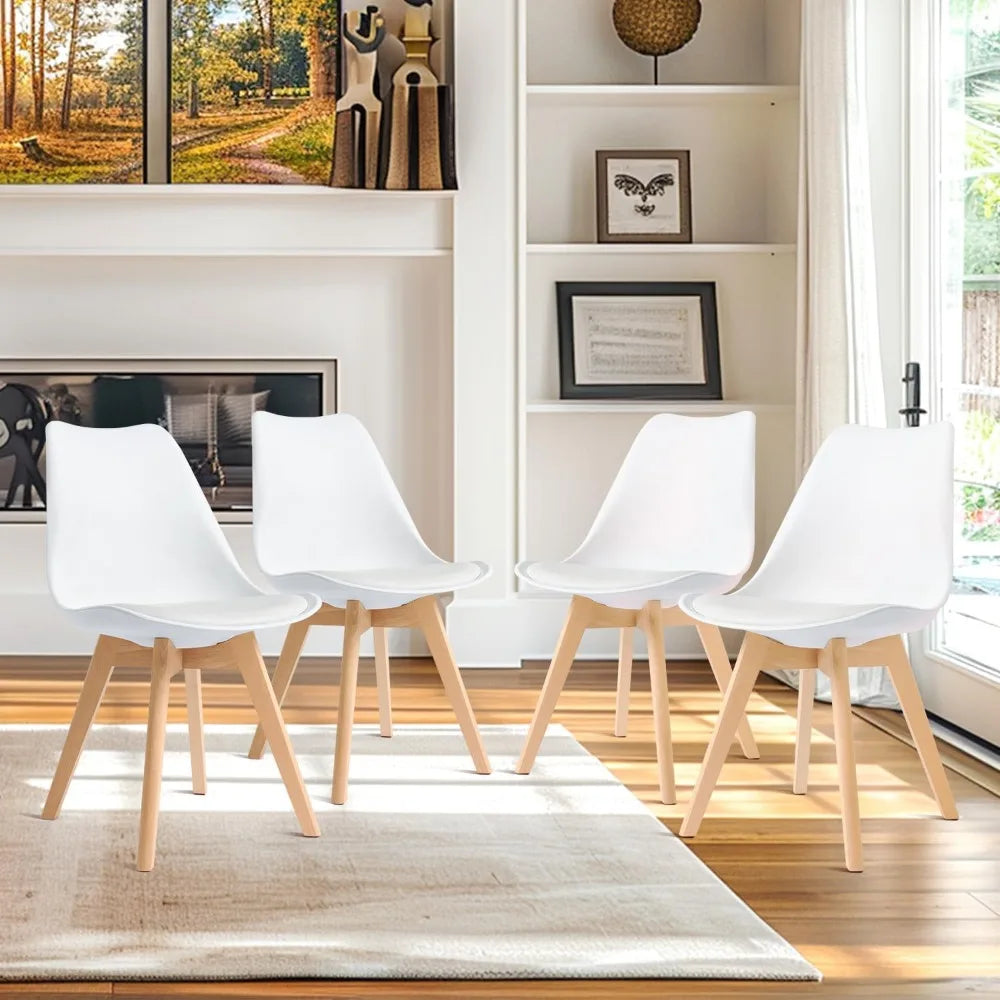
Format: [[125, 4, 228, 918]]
[[0, 247, 452, 257], [526, 84, 799, 105], [0, 185, 458, 199]]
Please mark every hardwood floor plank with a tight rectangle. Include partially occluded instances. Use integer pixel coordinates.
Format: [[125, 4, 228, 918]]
[[1, 655, 998, 999]]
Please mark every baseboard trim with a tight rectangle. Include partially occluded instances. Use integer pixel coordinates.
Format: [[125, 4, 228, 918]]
[[853, 706, 1000, 797]]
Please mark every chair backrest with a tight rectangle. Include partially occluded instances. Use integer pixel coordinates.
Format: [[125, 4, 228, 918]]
[[252, 412, 434, 576], [571, 412, 756, 576], [742, 423, 955, 610], [46, 422, 256, 611]]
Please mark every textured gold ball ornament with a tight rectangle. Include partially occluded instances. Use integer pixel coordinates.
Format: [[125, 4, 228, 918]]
[[612, 0, 703, 57]]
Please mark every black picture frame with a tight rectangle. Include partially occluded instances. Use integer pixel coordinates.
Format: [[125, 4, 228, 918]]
[[556, 281, 722, 400]]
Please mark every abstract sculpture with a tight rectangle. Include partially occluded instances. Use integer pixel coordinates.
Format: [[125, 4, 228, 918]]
[[0, 382, 49, 509], [331, 5, 387, 189], [384, 0, 457, 190]]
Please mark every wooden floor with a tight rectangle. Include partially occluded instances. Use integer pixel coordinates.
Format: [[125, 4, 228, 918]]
[[0, 654, 998, 999]]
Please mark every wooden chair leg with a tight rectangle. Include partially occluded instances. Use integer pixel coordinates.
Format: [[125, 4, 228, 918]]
[[827, 638, 864, 873], [137, 638, 182, 872], [230, 632, 320, 837], [42, 634, 116, 820], [516, 596, 588, 774], [680, 633, 769, 837], [793, 667, 816, 795], [184, 668, 207, 796], [419, 598, 492, 775], [373, 626, 393, 738], [885, 634, 958, 820], [614, 628, 633, 738], [332, 601, 368, 805], [696, 622, 760, 760], [248, 617, 311, 760], [639, 602, 676, 805]]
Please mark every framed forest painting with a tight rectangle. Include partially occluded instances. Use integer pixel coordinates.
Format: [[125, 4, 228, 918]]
[[170, 0, 340, 184], [0, 0, 146, 183]]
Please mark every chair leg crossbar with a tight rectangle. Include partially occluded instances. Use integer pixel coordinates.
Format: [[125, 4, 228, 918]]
[[680, 633, 959, 872], [515, 596, 760, 806], [42, 632, 319, 872], [247, 595, 492, 805]]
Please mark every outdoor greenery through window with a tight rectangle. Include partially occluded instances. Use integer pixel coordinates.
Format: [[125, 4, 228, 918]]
[[943, 0, 1000, 669]]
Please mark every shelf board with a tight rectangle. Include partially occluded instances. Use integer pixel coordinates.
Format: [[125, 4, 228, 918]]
[[0, 247, 452, 258], [0, 185, 457, 199], [526, 84, 799, 106], [526, 401, 794, 416], [527, 242, 795, 255]]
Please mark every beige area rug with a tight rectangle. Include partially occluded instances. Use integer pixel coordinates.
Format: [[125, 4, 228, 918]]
[[0, 724, 819, 982]]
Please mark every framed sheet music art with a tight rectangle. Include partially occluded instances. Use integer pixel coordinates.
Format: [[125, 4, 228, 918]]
[[556, 281, 721, 401]]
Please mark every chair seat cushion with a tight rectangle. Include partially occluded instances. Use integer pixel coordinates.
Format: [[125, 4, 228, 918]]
[[65, 593, 321, 649], [268, 561, 490, 609], [679, 593, 935, 648], [114, 594, 318, 630], [516, 561, 740, 608]]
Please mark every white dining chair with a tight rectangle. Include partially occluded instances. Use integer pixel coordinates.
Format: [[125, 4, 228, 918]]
[[679, 423, 959, 872], [41, 422, 321, 872], [515, 412, 760, 805], [247, 412, 492, 804]]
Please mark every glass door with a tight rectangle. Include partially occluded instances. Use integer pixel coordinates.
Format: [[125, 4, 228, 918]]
[[909, 0, 1000, 747]]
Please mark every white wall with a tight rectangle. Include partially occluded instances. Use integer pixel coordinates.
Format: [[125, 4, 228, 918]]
[[0, 196, 454, 656]]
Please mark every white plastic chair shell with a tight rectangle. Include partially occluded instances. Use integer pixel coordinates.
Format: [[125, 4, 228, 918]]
[[252, 412, 490, 609], [46, 422, 320, 647], [680, 423, 955, 647], [516, 411, 756, 609]]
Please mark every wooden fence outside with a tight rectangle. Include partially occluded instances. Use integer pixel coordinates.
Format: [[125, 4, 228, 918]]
[[963, 289, 1000, 417]]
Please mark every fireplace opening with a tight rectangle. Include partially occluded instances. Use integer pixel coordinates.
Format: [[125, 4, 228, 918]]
[[0, 360, 337, 518]]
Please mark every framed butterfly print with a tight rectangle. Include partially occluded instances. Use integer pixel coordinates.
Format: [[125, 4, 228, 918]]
[[596, 149, 692, 243]]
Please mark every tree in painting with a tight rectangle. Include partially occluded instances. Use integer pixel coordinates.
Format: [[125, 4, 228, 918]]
[[0, 0, 144, 182], [171, 0, 338, 183]]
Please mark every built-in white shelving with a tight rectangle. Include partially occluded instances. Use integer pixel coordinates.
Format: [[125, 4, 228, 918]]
[[525, 401, 795, 416], [517, 0, 803, 582], [527, 83, 799, 106], [527, 243, 796, 256]]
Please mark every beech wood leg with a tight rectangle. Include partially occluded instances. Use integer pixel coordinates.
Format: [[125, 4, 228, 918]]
[[137, 638, 181, 872], [231, 632, 319, 837], [640, 602, 676, 805], [184, 668, 207, 796], [680, 633, 769, 837], [332, 601, 367, 805], [42, 635, 116, 820], [614, 628, 633, 738], [885, 634, 958, 820], [827, 638, 864, 873], [373, 627, 393, 738], [793, 667, 816, 795], [248, 617, 311, 760], [516, 596, 588, 774], [419, 598, 491, 775], [696, 622, 760, 760]]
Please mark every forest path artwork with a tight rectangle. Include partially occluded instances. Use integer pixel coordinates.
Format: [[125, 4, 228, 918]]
[[0, 0, 338, 183]]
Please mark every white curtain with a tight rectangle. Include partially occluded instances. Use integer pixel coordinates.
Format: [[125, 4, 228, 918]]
[[773, 0, 898, 707]]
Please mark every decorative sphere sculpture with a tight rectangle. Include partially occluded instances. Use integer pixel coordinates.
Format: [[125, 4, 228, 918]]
[[612, 0, 702, 58]]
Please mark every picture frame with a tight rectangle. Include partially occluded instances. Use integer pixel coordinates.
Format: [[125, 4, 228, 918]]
[[0, 358, 338, 522], [596, 149, 692, 243], [556, 281, 721, 400]]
